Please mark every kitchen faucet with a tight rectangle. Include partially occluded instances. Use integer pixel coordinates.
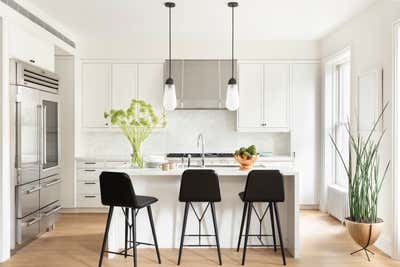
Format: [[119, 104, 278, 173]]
[[197, 133, 205, 167]]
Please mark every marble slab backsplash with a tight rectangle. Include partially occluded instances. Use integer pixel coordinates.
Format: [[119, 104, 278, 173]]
[[78, 110, 291, 159]]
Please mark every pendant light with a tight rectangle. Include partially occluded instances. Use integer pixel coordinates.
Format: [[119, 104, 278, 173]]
[[225, 2, 239, 111], [163, 2, 177, 111]]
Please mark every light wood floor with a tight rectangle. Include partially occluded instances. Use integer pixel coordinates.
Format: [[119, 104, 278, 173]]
[[1, 210, 399, 267]]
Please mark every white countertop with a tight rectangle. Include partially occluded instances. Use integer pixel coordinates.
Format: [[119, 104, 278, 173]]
[[102, 166, 298, 176]]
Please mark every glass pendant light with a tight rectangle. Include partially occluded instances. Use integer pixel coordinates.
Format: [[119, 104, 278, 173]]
[[163, 2, 177, 111], [225, 2, 239, 111]]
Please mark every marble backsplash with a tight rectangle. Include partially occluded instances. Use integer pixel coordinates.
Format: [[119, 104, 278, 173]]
[[78, 110, 291, 159]]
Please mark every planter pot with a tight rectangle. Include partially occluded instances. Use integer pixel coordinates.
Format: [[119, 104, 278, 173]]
[[345, 218, 384, 248]]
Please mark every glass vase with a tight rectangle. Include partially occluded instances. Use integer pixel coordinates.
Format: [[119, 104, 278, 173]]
[[130, 143, 144, 168]]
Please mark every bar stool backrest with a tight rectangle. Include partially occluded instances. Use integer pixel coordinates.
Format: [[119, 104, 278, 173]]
[[179, 169, 221, 202], [243, 170, 285, 202], [99, 171, 137, 207]]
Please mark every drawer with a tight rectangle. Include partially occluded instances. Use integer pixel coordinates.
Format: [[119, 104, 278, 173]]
[[40, 175, 61, 208], [77, 194, 103, 208], [105, 161, 130, 169], [16, 211, 40, 245], [77, 180, 101, 195], [16, 182, 40, 218], [40, 202, 61, 232], [77, 161, 105, 169], [77, 169, 102, 181]]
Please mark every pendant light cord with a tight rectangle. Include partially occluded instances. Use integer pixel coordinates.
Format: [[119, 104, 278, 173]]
[[169, 6, 172, 79], [231, 5, 234, 79]]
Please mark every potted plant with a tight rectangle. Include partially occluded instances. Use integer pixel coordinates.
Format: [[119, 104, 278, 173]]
[[104, 99, 166, 168], [330, 104, 390, 261]]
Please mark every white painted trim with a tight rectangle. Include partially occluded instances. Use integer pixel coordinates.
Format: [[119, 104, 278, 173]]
[[0, 17, 11, 263], [392, 20, 400, 260]]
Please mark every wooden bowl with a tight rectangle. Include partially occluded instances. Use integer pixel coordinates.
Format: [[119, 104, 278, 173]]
[[234, 155, 258, 170], [345, 218, 384, 248]]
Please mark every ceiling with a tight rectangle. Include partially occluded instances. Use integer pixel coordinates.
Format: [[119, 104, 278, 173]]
[[25, 0, 377, 42]]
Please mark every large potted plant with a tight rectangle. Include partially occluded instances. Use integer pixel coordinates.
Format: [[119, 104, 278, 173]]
[[330, 104, 390, 261], [104, 99, 166, 168]]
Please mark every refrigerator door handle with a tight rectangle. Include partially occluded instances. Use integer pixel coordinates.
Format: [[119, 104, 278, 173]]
[[24, 216, 41, 227], [42, 104, 47, 166], [37, 104, 42, 167], [15, 101, 22, 183]]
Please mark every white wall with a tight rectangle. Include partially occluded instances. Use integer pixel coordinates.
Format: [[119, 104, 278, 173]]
[[320, 0, 400, 256]]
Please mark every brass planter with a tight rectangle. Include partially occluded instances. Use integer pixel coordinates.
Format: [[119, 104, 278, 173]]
[[345, 218, 384, 261]]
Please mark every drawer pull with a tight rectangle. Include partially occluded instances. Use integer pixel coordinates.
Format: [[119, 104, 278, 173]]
[[43, 206, 62, 217], [26, 185, 41, 194], [84, 182, 97, 185], [84, 169, 96, 172], [84, 195, 97, 198], [44, 179, 62, 188], [84, 162, 96, 165], [25, 217, 40, 226]]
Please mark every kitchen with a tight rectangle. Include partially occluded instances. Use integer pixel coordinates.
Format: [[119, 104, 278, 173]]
[[0, 0, 399, 267]]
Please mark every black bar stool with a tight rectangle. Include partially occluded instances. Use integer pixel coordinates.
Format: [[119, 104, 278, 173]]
[[237, 170, 286, 265], [98, 171, 161, 267], [177, 169, 222, 265]]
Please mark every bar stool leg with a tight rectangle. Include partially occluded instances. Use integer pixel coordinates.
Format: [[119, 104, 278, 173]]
[[237, 202, 248, 252], [131, 208, 137, 267], [125, 207, 129, 258], [98, 206, 114, 267], [147, 206, 161, 264], [177, 202, 189, 265], [273, 202, 286, 265], [242, 202, 253, 265], [210, 202, 222, 265], [269, 202, 277, 252]]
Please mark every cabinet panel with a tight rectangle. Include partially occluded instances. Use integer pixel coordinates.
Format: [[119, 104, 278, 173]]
[[138, 63, 164, 115], [82, 63, 110, 128], [264, 64, 290, 129], [291, 63, 320, 205], [111, 64, 138, 110], [237, 63, 263, 128]]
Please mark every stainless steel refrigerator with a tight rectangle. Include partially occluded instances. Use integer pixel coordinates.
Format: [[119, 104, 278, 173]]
[[10, 60, 62, 247]]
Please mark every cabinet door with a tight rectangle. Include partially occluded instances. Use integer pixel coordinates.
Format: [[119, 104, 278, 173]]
[[138, 63, 164, 116], [264, 64, 290, 129], [82, 63, 110, 128], [291, 63, 320, 205], [111, 64, 138, 110], [237, 63, 263, 129]]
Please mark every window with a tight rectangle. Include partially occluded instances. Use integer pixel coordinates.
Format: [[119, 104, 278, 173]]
[[334, 61, 351, 188]]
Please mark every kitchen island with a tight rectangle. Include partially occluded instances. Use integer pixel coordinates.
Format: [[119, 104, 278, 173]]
[[104, 166, 300, 258]]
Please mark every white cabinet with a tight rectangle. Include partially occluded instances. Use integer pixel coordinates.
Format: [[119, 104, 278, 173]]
[[291, 63, 320, 205], [111, 64, 138, 110], [82, 63, 110, 128], [264, 64, 290, 129], [8, 23, 55, 71], [138, 63, 164, 115], [81, 61, 164, 129], [237, 63, 264, 128], [237, 62, 290, 132]]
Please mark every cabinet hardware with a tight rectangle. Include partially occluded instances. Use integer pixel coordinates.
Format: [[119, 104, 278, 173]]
[[29, 59, 36, 63], [26, 185, 41, 194], [84, 195, 96, 198], [84, 162, 96, 165], [43, 206, 62, 217], [25, 217, 40, 226], [84, 182, 96, 185], [84, 169, 96, 172]]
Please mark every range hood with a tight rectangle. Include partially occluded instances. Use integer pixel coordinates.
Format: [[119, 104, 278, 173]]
[[164, 60, 237, 110]]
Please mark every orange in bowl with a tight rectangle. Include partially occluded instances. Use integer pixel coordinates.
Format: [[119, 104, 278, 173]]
[[234, 155, 258, 170]]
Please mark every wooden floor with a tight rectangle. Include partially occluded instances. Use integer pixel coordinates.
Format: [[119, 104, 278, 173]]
[[1, 210, 399, 267]]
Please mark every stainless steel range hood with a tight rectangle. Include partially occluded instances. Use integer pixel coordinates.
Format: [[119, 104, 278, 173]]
[[164, 60, 237, 110]]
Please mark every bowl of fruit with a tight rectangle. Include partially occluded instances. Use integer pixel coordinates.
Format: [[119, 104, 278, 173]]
[[234, 145, 258, 170]]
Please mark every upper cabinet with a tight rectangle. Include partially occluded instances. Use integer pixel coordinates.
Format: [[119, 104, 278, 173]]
[[237, 62, 290, 132], [81, 61, 164, 129], [8, 23, 55, 71], [82, 63, 110, 128]]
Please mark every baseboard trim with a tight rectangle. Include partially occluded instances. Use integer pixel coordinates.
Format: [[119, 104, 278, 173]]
[[61, 208, 107, 214], [300, 204, 319, 210]]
